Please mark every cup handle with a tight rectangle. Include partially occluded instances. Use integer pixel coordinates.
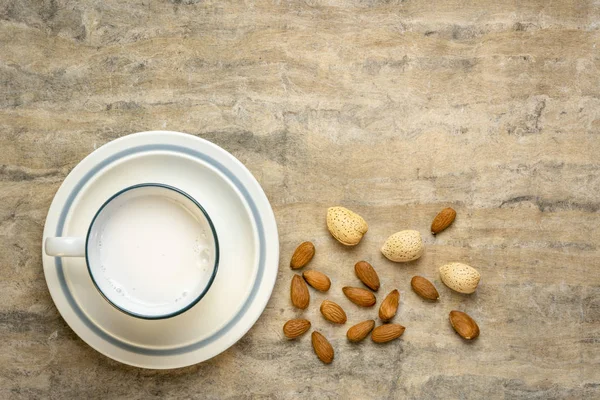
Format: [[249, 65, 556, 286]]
[[45, 237, 86, 257]]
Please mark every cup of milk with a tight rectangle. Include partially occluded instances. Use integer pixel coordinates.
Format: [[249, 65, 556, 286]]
[[45, 183, 219, 320]]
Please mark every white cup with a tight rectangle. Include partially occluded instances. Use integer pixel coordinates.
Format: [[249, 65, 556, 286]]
[[45, 184, 219, 319]]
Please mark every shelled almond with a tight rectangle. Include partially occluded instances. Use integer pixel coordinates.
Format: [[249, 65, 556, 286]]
[[354, 261, 380, 291], [347, 320, 375, 342], [302, 270, 331, 292], [290, 241, 315, 269], [431, 207, 456, 235], [379, 289, 399, 321], [290, 274, 309, 309], [320, 300, 347, 324], [449, 310, 479, 340], [411, 276, 439, 300], [283, 319, 311, 339], [312, 331, 334, 364], [342, 287, 376, 307], [371, 324, 405, 343]]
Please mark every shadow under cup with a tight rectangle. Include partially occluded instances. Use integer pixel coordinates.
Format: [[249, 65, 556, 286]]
[[85, 184, 219, 320]]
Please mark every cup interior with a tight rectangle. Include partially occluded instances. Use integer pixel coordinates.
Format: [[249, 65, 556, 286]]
[[86, 184, 219, 319]]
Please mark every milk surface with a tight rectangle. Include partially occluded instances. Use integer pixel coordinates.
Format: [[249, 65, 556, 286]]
[[88, 191, 215, 318]]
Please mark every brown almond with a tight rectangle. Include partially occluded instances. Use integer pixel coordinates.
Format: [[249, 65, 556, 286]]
[[283, 319, 311, 339], [320, 300, 347, 324], [302, 270, 331, 292], [378, 289, 400, 321], [346, 320, 375, 343], [354, 261, 380, 291], [371, 324, 406, 343], [311, 331, 334, 364], [342, 287, 376, 307], [411, 276, 440, 300], [290, 241, 315, 269], [290, 274, 309, 309], [431, 207, 456, 235], [449, 310, 480, 340]]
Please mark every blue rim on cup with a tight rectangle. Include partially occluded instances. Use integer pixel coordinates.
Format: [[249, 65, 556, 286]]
[[44, 183, 220, 320], [87, 183, 219, 320], [86, 183, 220, 320]]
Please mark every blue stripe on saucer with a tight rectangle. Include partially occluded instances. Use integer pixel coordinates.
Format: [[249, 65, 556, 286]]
[[54, 144, 266, 356]]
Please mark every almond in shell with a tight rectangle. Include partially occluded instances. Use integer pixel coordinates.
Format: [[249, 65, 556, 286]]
[[283, 319, 311, 339], [449, 310, 480, 340], [381, 230, 424, 262], [411, 276, 439, 300], [290, 274, 309, 309], [347, 320, 375, 343], [439, 262, 481, 294], [431, 207, 456, 235], [342, 287, 376, 307], [371, 324, 406, 343], [326, 207, 368, 246], [354, 261, 380, 291], [290, 241, 315, 269], [302, 270, 331, 292], [379, 289, 400, 321], [311, 331, 334, 364], [320, 300, 347, 324]]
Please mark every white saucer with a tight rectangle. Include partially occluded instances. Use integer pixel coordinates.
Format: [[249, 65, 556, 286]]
[[42, 131, 279, 369]]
